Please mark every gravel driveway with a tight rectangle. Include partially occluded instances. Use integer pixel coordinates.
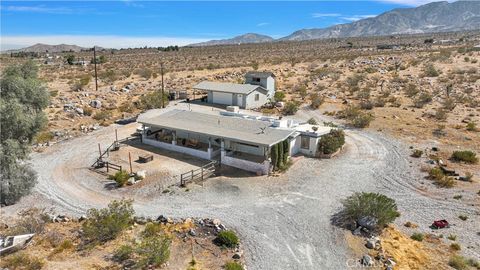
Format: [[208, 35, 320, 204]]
[[4, 108, 479, 269]]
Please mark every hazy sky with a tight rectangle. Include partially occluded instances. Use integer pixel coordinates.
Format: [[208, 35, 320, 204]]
[[1, 0, 441, 49]]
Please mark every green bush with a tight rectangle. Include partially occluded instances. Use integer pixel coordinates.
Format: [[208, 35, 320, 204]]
[[136, 235, 171, 268], [92, 110, 112, 121], [310, 93, 324, 109], [337, 106, 374, 128], [108, 170, 130, 187], [82, 199, 134, 244], [410, 232, 424, 242], [428, 167, 455, 188], [274, 91, 285, 102], [414, 92, 433, 108], [450, 243, 461, 251], [2, 253, 44, 270], [341, 192, 399, 230], [139, 91, 169, 110], [423, 64, 440, 77], [411, 149, 423, 158], [282, 101, 299, 115], [215, 230, 239, 248], [451, 150, 478, 164], [466, 122, 477, 131], [225, 261, 244, 270], [113, 244, 133, 262], [317, 129, 345, 155], [307, 117, 318, 125], [449, 255, 468, 270]]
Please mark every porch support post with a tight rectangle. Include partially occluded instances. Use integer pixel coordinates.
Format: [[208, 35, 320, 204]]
[[172, 130, 177, 145]]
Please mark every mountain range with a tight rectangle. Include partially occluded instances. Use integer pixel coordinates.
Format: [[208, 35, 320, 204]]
[[192, 1, 480, 46], [7, 43, 87, 53]]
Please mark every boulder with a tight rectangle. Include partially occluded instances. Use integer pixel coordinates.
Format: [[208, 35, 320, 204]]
[[188, 228, 196, 236], [134, 216, 147, 225], [157, 215, 168, 224], [136, 170, 147, 179], [90, 100, 102, 108], [357, 216, 378, 231], [232, 253, 242, 259], [365, 239, 376, 249], [75, 107, 84, 115], [361, 255, 373, 266]]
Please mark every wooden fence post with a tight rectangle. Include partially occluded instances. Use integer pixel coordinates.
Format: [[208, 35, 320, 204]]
[[129, 152, 133, 174], [106, 162, 109, 172]]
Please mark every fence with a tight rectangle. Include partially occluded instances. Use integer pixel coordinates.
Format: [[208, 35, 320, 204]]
[[180, 161, 216, 187]]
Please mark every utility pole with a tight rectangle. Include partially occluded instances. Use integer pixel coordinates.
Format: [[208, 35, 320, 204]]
[[93, 46, 98, 91], [160, 62, 165, 108]]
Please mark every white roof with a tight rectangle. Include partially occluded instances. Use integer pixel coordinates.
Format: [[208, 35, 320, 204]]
[[139, 110, 295, 146], [193, 81, 266, 95]]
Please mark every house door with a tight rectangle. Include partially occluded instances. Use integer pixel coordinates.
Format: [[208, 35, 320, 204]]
[[237, 94, 243, 107]]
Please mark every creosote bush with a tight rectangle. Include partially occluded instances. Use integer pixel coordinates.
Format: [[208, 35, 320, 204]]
[[411, 149, 423, 158], [428, 167, 455, 188], [310, 93, 324, 109], [337, 105, 374, 128], [341, 192, 399, 230], [282, 101, 300, 115], [225, 261, 244, 270], [1, 253, 44, 270], [108, 170, 130, 187], [136, 235, 171, 268], [410, 232, 424, 242], [139, 91, 169, 110], [451, 150, 478, 164], [82, 199, 134, 244], [215, 230, 239, 248], [317, 129, 345, 155]]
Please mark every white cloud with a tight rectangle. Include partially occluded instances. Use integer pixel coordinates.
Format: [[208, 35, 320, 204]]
[[312, 13, 341, 18], [0, 35, 210, 50], [340, 14, 377, 21], [257, 22, 270, 27], [1, 5, 75, 14]]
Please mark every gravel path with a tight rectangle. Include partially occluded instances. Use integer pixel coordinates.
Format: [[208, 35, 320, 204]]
[[4, 108, 479, 269]]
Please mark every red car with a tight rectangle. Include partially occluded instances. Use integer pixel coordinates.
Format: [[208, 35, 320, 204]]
[[431, 220, 450, 229]]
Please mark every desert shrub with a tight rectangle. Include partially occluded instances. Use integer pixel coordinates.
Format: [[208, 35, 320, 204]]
[[282, 101, 299, 115], [215, 230, 239, 248], [113, 244, 134, 262], [373, 97, 386, 107], [423, 64, 440, 77], [82, 199, 134, 244], [411, 232, 424, 241], [2, 253, 44, 270], [414, 92, 433, 108], [142, 222, 163, 238], [225, 261, 244, 270], [450, 243, 461, 251], [458, 215, 468, 221], [434, 108, 447, 121], [82, 106, 93, 116], [136, 235, 171, 268], [139, 91, 169, 110], [411, 149, 423, 158], [118, 101, 135, 113], [449, 255, 468, 270], [466, 122, 477, 131], [50, 239, 74, 256], [310, 93, 324, 109], [306, 118, 318, 125], [359, 100, 373, 110], [92, 110, 112, 121], [341, 192, 399, 230], [274, 91, 285, 102], [9, 208, 51, 235], [34, 131, 54, 144], [135, 68, 152, 79], [108, 170, 130, 187], [337, 105, 374, 128], [428, 167, 455, 188], [404, 83, 419, 97], [451, 150, 478, 164], [317, 129, 345, 155], [442, 98, 456, 111]]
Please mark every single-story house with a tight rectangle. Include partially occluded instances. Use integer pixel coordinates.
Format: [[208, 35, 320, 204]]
[[138, 109, 331, 175], [193, 71, 275, 109]]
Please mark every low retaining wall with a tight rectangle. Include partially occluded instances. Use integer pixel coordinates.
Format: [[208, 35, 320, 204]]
[[143, 138, 213, 160], [317, 145, 344, 159], [221, 151, 270, 175]]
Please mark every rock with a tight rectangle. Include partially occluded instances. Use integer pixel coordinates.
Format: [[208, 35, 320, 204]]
[[232, 253, 242, 259], [188, 228, 196, 236], [157, 215, 168, 224], [127, 177, 136, 185], [79, 215, 87, 222], [431, 146, 439, 152], [353, 227, 362, 236], [90, 100, 102, 108], [386, 258, 396, 267], [134, 216, 147, 225], [136, 170, 147, 179], [357, 216, 378, 231], [212, 219, 221, 226], [63, 103, 74, 111], [366, 239, 376, 249], [361, 255, 373, 266], [75, 107, 84, 115]]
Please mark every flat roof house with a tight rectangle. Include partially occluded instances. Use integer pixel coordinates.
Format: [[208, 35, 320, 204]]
[[193, 71, 275, 109], [138, 109, 331, 175]]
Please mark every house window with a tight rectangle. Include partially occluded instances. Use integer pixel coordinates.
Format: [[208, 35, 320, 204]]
[[301, 136, 309, 149], [253, 78, 260, 82], [255, 93, 259, 101]]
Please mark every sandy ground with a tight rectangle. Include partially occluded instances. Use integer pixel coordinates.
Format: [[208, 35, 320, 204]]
[[2, 107, 479, 269]]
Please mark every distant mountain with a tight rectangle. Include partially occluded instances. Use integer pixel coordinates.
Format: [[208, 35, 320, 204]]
[[7, 43, 88, 53], [191, 1, 480, 46], [189, 33, 274, 46], [281, 1, 480, 41]]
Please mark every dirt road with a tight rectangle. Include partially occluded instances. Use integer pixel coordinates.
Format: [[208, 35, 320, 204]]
[[4, 108, 479, 269]]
